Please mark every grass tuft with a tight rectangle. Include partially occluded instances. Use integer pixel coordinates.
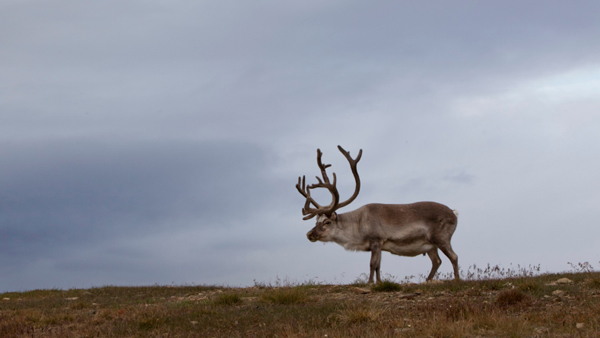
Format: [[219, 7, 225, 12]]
[[331, 303, 385, 325], [517, 279, 540, 292], [495, 288, 531, 307], [585, 277, 600, 289], [213, 292, 242, 305], [260, 287, 309, 305], [371, 280, 402, 292]]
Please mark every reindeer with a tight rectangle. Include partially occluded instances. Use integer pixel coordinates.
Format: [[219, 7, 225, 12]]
[[296, 146, 460, 284]]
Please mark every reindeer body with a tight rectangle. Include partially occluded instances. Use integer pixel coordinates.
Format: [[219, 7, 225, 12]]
[[297, 146, 460, 284]]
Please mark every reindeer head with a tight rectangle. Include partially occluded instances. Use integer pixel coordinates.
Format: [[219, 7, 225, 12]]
[[296, 146, 362, 242], [306, 213, 338, 242]]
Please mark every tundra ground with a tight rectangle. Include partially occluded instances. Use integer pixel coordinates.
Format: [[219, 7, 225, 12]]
[[1, 269, 599, 337]]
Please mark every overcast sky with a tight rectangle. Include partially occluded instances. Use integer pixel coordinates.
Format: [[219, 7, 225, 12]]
[[2, 1, 600, 292]]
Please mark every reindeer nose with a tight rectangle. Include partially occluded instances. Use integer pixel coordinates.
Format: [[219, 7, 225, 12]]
[[306, 230, 317, 242]]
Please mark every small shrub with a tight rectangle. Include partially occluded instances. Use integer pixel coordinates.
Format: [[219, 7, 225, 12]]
[[495, 289, 531, 307], [480, 280, 503, 291], [372, 280, 402, 292], [260, 287, 308, 305], [517, 280, 540, 293], [213, 293, 242, 305], [585, 278, 600, 289]]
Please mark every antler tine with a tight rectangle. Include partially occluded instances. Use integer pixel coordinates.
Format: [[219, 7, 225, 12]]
[[335, 145, 362, 210], [296, 176, 322, 218], [316, 148, 335, 184], [295, 176, 307, 198], [296, 147, 363, 220], [295, 148, 343, 219], [314, 148, 340, 213], [337, 145, 362, 164], [302, 192, 320, 220]]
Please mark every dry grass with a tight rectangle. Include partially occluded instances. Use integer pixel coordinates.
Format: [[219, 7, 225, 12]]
[[2, 269, 600, 337], [260, 286, 310, 304], [329, 302, 386, 325]]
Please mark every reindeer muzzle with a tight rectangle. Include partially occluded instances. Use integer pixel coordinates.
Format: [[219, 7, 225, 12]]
[[306, 230, 318, 242]]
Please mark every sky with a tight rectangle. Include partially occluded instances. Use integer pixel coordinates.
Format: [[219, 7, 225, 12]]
[[2, 1, 600, 292]]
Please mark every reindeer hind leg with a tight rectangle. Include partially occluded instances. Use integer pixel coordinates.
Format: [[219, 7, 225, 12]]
[[437, 243, 460, 280], [425, 248, 442, 281], [368, 242, 382, 284]]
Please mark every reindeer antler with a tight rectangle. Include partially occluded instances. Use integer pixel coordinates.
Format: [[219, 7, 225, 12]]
[[335, 145, 362, 210], [295, 175, 322, 220], [296, 146, 362, 220]]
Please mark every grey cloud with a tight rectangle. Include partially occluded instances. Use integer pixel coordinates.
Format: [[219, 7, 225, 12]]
[[2, 1, 600, 291], [0, 139, 270, 259], [443, 170, 475, 184]]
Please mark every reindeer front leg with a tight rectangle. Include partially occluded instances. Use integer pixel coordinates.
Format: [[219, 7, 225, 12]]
[[368, 242, 382, 284]]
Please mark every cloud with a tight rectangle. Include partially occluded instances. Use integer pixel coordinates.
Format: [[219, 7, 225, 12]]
[[443, 170, 475, 185], [0, 138, 271, 259], [2, 1, 600, 291]]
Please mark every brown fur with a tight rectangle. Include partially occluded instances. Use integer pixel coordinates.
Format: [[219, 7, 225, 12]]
[[298, 146, 460, 284], [307, 202, 459, 284]]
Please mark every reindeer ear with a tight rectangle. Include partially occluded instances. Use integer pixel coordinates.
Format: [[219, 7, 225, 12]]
[[330, 213, 337, 221]]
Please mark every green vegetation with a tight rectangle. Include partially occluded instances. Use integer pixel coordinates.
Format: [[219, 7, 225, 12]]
[[371, 280, 403, 292], [212, 292, 243, 306], [1, 266, 600, 337]]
